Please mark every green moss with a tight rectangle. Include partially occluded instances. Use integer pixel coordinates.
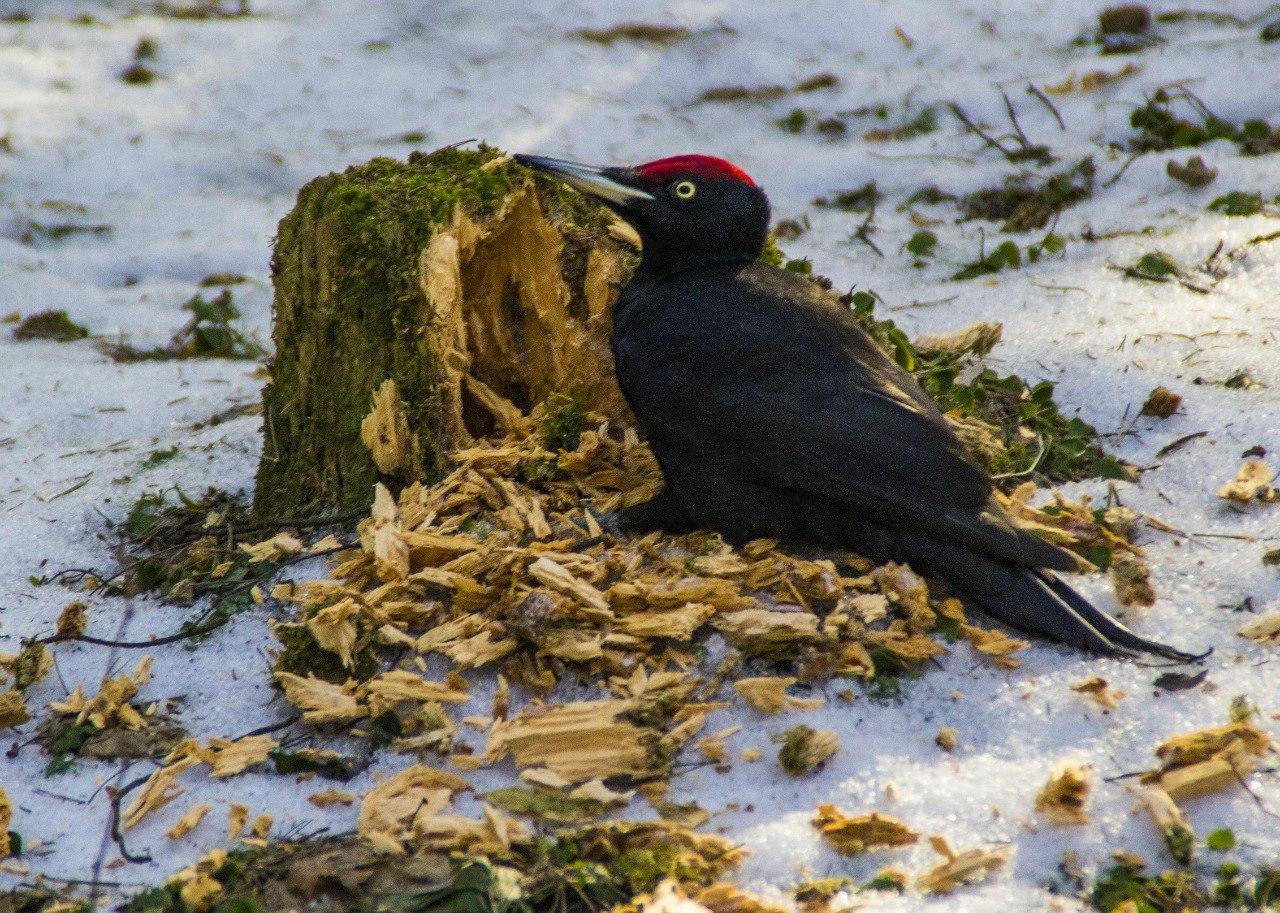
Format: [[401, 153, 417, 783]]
[[1090, 862, 1206, 912], [120, 63, 158, 85], [1129, 91, 1280, 155], [269, 748, 356, 780], [485, 786, 607, 824], [1208, 190, 1268, 216], [774, 108, 809, 133], [12, 309, 89, 342], [1205, 827, 1236, 852], [541, 394, 588, 452], [777, 724, 829, 775], [813, 181, 880, 213], [142, 445, 180, 469], [696, 84, 788, 104], [794, 73, 839, 92], [119, 824, 744, 913], [573, 23, 693, 45], [273, 623, 377, 684], [758, 234, 785, 267], [960, 158, 1094, 231]]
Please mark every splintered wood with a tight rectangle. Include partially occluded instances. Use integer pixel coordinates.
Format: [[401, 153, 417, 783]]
[[1141, 719, 1275, 801]]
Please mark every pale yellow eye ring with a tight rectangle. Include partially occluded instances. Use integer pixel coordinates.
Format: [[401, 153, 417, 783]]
[[673, 180, 697, 199]]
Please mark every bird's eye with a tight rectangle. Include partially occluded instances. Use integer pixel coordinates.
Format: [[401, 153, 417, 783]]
[[673, 180, 697, 200]]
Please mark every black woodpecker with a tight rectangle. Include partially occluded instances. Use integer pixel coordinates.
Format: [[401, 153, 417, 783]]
[[515, 152, 1205, 662]]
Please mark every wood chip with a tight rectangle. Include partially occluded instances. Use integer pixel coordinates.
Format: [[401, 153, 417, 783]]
[[1219, 459, 1277, 504], [811, 805, 919, 855], [1071, 676, 1124, 709], [1035, 762, 1092, 825], [915, 836, 1009, 894], [733, 677, 824, 714]]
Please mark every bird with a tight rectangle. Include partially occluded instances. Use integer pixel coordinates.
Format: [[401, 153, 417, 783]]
[[514, 151, 1205, 662]]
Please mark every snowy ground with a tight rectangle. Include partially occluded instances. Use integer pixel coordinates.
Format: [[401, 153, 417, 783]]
[[2, 0, 1279, 908]]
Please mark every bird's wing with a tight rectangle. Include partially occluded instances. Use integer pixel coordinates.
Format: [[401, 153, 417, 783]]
[[616, 264, 1073, 569]]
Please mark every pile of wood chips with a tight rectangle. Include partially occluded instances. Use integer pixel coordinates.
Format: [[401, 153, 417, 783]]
[[270, 411, 1039, 770]]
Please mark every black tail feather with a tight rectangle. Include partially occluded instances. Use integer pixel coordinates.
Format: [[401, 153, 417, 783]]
[[892, 532, 1209, 661], [1034, 570, 1210, 663]]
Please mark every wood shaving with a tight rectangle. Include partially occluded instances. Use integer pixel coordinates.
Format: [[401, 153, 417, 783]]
[[0, 690, 30, 729], [239, 531, 304, 562], [1142, 719, 1275, 801], [1219, 459, 1277, 504], [1035, 762, 1092, 825], [250, 812, 273, 839], [167, 849, 228, 913], [915, 837, 1009, 894], [198, 735, 277, 778], [485, 698, 657, 783], [274, 672, 366, 724], [122, 749, 202, 829], [1109, 553, 1156, 608], [166, 803, 211, 840], [360, 378, 423, 480], [308, 788, 357, 807], [733, 677, 824, 714], [1071, 676, 1124, 709], [227, 803, 249, 840], [1239, 611, 1280, 644], [356, 764, 470, 853], [811, 805, 919, 855], [1136, 787, 1194, 863], [0, 788, 10, 857]]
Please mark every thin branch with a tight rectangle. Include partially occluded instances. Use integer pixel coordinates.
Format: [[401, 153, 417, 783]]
[[1026, 84, 1066, 130], [946, 102, 1016, 157], [109, 771, 154, 864], [36, 545, 348, 649]]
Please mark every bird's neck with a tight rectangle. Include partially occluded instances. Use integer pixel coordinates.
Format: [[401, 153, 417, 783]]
[[633, 247, 756, 283]]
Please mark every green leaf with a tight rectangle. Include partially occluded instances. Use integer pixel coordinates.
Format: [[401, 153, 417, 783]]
[[485, 786, 606, 824]]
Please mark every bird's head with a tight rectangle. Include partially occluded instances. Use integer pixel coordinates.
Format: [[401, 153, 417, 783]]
[[515, 153, 770, 274]]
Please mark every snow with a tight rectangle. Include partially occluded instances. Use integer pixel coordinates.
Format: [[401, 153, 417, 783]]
[[2, 0, 1279, 907]]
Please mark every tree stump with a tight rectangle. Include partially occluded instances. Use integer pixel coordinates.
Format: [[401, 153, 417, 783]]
[[254, 147, 638, 518]]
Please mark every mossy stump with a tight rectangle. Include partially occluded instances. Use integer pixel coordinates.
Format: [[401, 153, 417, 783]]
[[255, 147, 638, 518]]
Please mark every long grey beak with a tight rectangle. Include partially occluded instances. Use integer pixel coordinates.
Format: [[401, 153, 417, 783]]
[[514, 154, 654, 206]]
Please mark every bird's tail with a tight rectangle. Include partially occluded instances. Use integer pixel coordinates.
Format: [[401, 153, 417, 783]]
[[904, 538, 1208, 661], [1013, 568, 1207, 662]]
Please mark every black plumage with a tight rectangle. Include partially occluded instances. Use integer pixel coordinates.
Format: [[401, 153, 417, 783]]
[[515, 152, 1204, 661]]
